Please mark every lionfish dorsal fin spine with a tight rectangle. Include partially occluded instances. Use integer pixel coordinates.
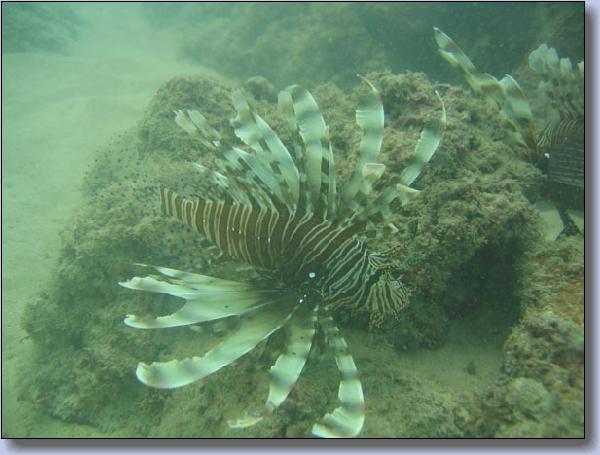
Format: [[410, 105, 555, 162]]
[[284, 85, 330, 216], [340, 76, 385, 218], [433, 27, 476, 74], [399, 90, 447, 187], [529, 43, 584, 123], [498, 75, 537, 152], [434, 27, 537, 154], [361, 90, 446, 222], [231, 90, 300, 210]]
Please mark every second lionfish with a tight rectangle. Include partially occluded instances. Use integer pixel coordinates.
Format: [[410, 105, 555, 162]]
[[120, 77, 446, 437]]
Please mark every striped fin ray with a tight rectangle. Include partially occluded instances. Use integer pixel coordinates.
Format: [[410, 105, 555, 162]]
[[134, 292, 299, 389], [528, 43, 584, 121], [433, 28, 504, 107], [231, 91, 300, 209], [361, 90, 446, 223], [312, 313, 365, 438], [284, 85, 331, 217], [434, 27, 537, 153], [228, 302, 319, 429], [498, 75, 538, 153], [279, 90, 311, 212], [174, 109, 221, 150], [321, 128, 336, 220], [119, 266, 276, 329], [399, 90, 447, 188], [222, 145, 285, 209], [340, 76, 385, 217], [433, 27, 476, 74], [192, 163, 250, 205], [173, 105, 284, 209]]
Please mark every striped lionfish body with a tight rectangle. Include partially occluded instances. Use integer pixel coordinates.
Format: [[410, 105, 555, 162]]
[[529, 44, 584, 190], [121, 78, 446, 437]]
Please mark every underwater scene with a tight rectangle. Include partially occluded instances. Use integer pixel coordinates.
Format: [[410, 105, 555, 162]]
[[2, 2, 584, 438]]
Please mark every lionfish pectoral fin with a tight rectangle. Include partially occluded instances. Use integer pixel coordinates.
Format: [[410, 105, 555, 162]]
[[311, 313, 364, 438], [120, 265, 270, 329], [229, 302, 319, 430], [133, 294, 298, 389]]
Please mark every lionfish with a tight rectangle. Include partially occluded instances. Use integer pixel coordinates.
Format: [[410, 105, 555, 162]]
[[120, 77, 446, 437], [528, 44, 584, 191], [434, 27, 584, 234]]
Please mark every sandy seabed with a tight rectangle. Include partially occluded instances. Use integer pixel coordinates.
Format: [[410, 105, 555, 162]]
[[1, 4, 222, 437]]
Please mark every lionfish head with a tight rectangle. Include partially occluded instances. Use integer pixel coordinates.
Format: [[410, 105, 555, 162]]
[[364, 252, 409, 318]]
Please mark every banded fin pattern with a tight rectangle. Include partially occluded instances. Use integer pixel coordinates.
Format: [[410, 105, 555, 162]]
[[134, 289, 298, 389], [228, 302, 319, 429], [311, 313, 364, 438], [364, 90, 446, 221], [231, 90, 300, 209], [284, 85, 333, 218], [340, 76, 385, 218], [399, 90, 447, 187], [120, 265, 271, 329], [123, 75, 449, 437], [434, 27, 537, 155]]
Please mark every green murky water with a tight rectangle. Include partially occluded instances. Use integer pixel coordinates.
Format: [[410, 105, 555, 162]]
[[2, 2, 584, 439]]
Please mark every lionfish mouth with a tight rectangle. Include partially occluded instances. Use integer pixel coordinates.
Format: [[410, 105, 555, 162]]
[[120, 75, 446, 437]]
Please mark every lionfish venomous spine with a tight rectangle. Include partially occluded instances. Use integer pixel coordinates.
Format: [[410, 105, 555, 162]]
[[120, 78, 446, 437], [434, 27, 584, 189]]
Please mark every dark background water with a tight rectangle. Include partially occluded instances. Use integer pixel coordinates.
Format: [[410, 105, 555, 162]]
[[4, 2, 583, 89]]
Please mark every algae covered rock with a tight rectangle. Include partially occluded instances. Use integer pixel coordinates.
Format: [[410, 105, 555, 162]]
[[454, 235, 584, 438], [19, 69, 582, 437]]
